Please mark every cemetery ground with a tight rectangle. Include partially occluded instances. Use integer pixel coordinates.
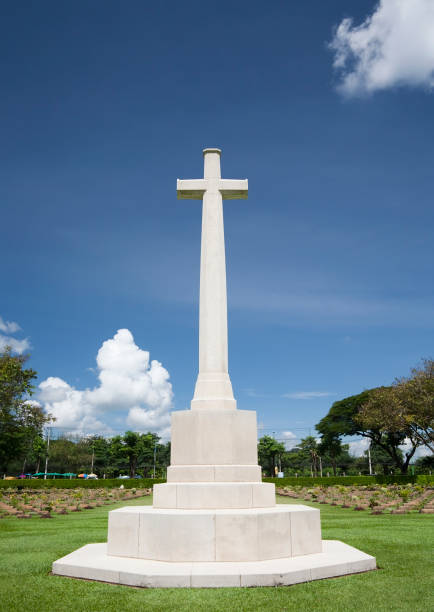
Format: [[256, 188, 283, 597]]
[[0, 490, 432, 612]]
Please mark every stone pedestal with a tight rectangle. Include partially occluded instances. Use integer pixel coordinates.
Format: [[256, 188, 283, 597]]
[[53, 540, 376, 588], [52, 406, 376, 587], [107, 505, 322, 561], [170, 409, 258, 467], [51, 148, 376, 587]]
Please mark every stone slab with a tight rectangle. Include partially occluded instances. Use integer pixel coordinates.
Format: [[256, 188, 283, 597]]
[[107, 505, 321, 562], [167, 464, 262, 482], [52, 540, 376, 588], [153, 482, 275, 509], [170, 409, 258, 466]]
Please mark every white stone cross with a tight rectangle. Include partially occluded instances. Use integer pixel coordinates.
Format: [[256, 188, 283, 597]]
[[177, 148, 248, 411]]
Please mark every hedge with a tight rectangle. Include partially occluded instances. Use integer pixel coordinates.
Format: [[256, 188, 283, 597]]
[[264, 474, 434, 487], [1, 474, 432, 490], [0, 478, 165, 490]]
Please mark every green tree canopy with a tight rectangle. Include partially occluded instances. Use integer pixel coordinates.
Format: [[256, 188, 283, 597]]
[[316, 388, 418, 473], [0, 347, 50, 473], [258, 435, 285, 477], [357, 359, 434, 454], [318, 435, 344, 476]]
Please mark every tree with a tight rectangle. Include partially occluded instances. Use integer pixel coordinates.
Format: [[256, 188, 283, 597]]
[[258, 436, 285, 477], [358, 360, 434, 454], [31, 435, 46, 473], [48, 437, 92, 474], [298, 437, 320, 477], [122, 431, 144, 478], [157, 441, 171, 477], [316, 388, 417, 474], [59, 432, 171, 478], [398, 359, 434, 452], [107, 435, 126, 476], [318, 435, 344, 476], [333, 443, 355, 474], [284, 446, 311, 475], [137, 432, 160, 477], [0, 347, 50, 473], [90, 436, 110, 474], [369, 442, 403, 475], [119, 431, 161, 478], [414, 454, 434, 474]]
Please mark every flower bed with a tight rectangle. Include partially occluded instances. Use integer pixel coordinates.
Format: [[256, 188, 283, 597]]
[[277, 483, 434, 514], [0, 487, 151, 519]]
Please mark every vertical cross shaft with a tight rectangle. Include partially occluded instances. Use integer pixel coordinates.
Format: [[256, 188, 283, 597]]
[[177, 148, 248, 410]]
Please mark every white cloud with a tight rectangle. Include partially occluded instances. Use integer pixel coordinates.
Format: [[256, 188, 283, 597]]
[[0, 335, 31, 354], [281, 430, 298, 450], [0, 316, 21, 334], [348, 438, 370, 457], [243, 388, 270, 398], [400, 438, 433, 459], [0, 315, 30, 354], [282, 391, 336, 400], [330, 0, 434, 96], [39, 329, 173, 436], [413, 446, 433, 459], [281, 431, 296, 439], [348, 437, 433, 460], [127, 408, 171, 441]]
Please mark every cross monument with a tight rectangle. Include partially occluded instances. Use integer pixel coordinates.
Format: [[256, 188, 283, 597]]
[[52, 148, 376, 588], [177, 148, 247, 411]]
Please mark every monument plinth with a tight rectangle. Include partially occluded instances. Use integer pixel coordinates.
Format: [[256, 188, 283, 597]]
[[52, 149, 376, 587]]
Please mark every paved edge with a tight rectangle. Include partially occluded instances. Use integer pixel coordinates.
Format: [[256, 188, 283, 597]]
[[52, 540, 376, 588]]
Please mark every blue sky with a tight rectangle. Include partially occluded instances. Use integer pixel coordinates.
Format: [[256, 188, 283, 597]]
[[1, 1, 433, 453]]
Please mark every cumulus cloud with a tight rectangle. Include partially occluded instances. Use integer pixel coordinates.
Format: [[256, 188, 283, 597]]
[[0, 336, 31, 354], [348, 438, 370, 457], [400, 437, 433, 459], [39, 329, 173, 436], [0, 315, 30, 354], [282, 391, 336, 400], [0, 316, 21, 334], [281, 430, 298, 450], [330, 0, 434, 96], [348, 437, 432, 460], [127, 407, 171, 441]]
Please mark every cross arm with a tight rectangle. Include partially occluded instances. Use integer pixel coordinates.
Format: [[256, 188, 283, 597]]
[[219, 179, 248, 200], [177, 179, 207, 200]]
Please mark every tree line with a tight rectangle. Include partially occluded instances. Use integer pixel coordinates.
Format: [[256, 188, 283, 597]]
[[0, 347, 171, 478], [1, 347, 433, 477], [258, 434, 432, 477], [315, 359, 433, 474], [34, 433, 170, 478]]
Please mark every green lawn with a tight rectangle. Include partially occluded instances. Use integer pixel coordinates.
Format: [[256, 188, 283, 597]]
[[0, 495, 433, 612]]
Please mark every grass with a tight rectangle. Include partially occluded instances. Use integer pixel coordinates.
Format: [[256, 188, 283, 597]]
[[0, 495, 433, 612]]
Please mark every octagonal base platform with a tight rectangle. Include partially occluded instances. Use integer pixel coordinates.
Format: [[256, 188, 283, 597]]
[[107, 504, 322, 562], [52, 540, 376, 588]]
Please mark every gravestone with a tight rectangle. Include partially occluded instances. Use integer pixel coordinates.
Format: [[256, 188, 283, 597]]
[[52, 148, 376, 587]]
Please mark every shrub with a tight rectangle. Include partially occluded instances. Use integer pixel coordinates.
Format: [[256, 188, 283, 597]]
[[263, 475, 434, 487], [0, 478, 165, 490]]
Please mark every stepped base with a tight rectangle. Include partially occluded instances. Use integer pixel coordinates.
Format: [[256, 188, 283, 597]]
[[52, 540, 376, 588], [107, 505, 321, 562], [167, 464, 261, 482], [153, 482, 275, 509], [171, 409, 258, 466]]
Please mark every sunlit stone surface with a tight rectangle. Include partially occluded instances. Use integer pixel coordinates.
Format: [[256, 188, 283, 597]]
[[52, 148, 376, 587]]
